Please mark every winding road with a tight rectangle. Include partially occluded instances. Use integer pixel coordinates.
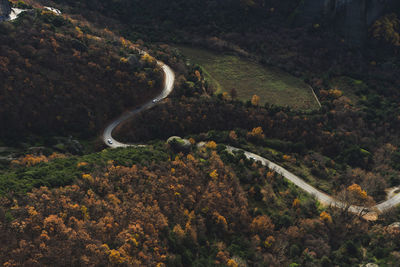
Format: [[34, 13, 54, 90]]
[[103, 60, 174, 148], [2, 1, 394, 218], [6, 5, 61, 21], [103, 51, 400, 217]]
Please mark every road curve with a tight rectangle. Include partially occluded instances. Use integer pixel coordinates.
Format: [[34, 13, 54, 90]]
[[103, 60, 175, 148], [226, 147, 376, 214], [103, 52, 400, 215]]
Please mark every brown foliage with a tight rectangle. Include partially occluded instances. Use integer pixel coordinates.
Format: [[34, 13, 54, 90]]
[[250, 215, 274, 239], [0, 152, 250, 265]]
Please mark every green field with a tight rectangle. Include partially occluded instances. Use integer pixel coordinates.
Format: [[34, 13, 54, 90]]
[[178, 46, 319, 110]]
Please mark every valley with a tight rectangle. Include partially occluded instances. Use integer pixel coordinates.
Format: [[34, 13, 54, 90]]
[[1, 0, 400, 266]]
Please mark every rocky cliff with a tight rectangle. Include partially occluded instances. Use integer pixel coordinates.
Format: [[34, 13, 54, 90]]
[[0, 0, 11, 21], [296, 0, 396, 46]]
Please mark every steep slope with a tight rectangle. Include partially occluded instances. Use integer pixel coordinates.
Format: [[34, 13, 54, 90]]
[[0, 9, 163, 140]]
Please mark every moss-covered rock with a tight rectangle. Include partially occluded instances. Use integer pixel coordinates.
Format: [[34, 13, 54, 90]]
[[167, 136, 191, 153]]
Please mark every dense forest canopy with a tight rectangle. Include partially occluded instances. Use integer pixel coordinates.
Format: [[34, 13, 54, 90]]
[[1, 0, 400, 266], [0, 7, 163, 140]]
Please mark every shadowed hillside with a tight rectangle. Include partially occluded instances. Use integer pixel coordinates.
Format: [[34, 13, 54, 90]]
[[0, 9, 163, 141]]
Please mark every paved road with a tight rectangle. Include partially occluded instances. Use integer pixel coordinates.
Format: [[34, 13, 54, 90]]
[[226, 146, 373, 215], [8, 8, 26, 21], [4, 2, 397, 217], [102, 51, 400, 215], [103, 59, 174, 148], [5, 6, 61, 21]]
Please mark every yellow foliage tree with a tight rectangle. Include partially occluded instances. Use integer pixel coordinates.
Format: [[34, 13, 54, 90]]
[[186, 154, 195, 161], [120, 57, 128, 63], [247, 127, 265, 139], [336, 183, 375, 216], [82, 174, 94, 183], [109, 249, 125, 264], [328, 89, 343, 98], [81, 205, 90, 220], [206, 141, 217, 149], [347, 183, 367, 199], [141, 53, 156, 64], [227, 259, 239, 267], [251, 94, 260, 106], [292, 198, 300, 208], [264, 235, 275, 248], [214, 212, 228, 231], [209, 170, 218, 180], [18, 154, 48, 167], [371, 13, 400, 47], [77, 162, 88, 168], [283, 154, 291, 161], [319, 211, 333, 223], [172, 224, 185, 240]]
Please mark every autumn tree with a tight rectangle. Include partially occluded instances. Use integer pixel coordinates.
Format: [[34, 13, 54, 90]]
[[247, 126, 265, 140], [251, 94, 260, 106], [250, 215, 274, 239], [334, 184, 375, 217], [371, 13, 400, 48]]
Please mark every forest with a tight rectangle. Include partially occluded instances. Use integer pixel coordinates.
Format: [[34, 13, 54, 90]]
[[0, 6, 163, 141], [1, 0, 400, 266], [2, 143, 400, 266]]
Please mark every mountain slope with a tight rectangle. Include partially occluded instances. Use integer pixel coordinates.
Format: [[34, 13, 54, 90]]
[[0, 9, 163, 140]]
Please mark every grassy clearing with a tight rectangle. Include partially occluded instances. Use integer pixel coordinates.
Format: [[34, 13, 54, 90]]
[[178, 46, 319, 110]]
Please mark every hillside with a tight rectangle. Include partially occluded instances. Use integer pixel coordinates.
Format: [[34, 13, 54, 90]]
[[2, 143, 400, 266], [1, 0, 400, 266], [0, 7, 163, 141]]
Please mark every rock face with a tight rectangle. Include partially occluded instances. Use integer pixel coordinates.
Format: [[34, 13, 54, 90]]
[[0, 0, 11, 21], [296, 0, 396, 46]]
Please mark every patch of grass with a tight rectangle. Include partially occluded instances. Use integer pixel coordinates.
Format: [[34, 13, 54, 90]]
[[285, 163, 333, 194], [178, 46, 319, 110]]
